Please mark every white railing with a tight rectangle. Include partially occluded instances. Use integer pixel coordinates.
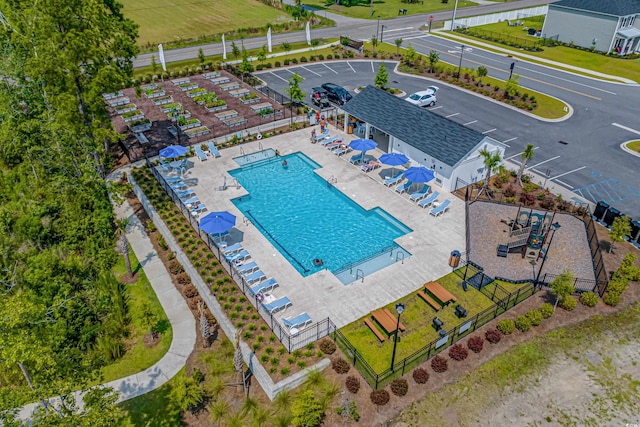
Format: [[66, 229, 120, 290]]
[[444, 5, 548, 30]]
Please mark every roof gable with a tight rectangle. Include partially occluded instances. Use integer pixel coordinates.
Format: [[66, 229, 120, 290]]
[[341, 85, 485, 167], [551, 0, 640, 17]]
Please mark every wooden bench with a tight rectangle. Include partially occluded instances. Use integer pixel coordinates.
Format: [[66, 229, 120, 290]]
[[417, 290, 441, 311], [364, 318, 385, 342]]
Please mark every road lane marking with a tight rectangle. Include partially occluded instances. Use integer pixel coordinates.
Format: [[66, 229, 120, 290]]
[[445, 112, 459, 118], [346, 62, 356, 73], [550, 166, 586, 180], [612, 122, 640, 136], [300, 66, 321, 76], [404, 35, 428, 40], [385, 27, 414, 32], [519, 66, 617, 95], [526, 155, 561, 170], [463, 120, 478, 126], [269, 71, 289, 83], [482, 128, 497, 134], [322, 63, 338, 74]]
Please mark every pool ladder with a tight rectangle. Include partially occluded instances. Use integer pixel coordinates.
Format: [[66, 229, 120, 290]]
[[327, 175, 338, 187], [243, 216, 252, 226], [394, 251, 405, 264], [355, 269, 364, 283], [239, 147, 245, 156]]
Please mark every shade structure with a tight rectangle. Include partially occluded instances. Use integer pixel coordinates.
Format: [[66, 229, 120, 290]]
[[379, 152, 409, 167], [349, 138, 377, 152], [404, 166, 435, 183], [199, 211, 236, 235], [159, 145, 188, 159]]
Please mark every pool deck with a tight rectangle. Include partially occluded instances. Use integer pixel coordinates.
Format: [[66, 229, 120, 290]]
[[164, 124, 465, 328]]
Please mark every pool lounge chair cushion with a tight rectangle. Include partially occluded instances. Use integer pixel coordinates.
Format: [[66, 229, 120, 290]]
[[282, 312, 312, 331], [244, 269, 266, 285], [430, 199, 451, 217], [262, 296, 292, 314], [418, 191, 439, 208], [207, 141, 221, 158], [395, 181, 413, 194], [195, 145, 208, 161], [334, 146, 352, 156], [384, 173, 403, 187], [321, 135, 340, 146], [249, 277, 279, 296], [349, 153, 365, 164]]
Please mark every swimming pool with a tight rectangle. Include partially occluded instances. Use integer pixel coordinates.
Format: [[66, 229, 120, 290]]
[[230, 152, 411, 282]]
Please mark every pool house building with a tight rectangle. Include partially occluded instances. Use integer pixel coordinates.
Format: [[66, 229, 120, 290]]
[[341, 85, 507, 192]]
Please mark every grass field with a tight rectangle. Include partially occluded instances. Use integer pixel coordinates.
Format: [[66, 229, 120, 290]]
[[121, 0, 290, 47], [303, 0, 477, 20], [627, 140, 640, 152]]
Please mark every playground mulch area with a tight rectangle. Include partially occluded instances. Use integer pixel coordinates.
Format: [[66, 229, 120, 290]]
[[468, 202, 595, 283]]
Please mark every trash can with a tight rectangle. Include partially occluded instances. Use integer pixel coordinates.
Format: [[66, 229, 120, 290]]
[[449, 250, 461, 268], [347, 123, 354, 134]]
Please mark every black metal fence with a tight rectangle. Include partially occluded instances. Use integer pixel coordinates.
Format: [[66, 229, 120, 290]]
[[146, 160, 336, 351]]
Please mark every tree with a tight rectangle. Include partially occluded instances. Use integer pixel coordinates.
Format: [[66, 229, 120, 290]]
[[239, 46, 254, 82], [505, 75, 520, 98], [610, 216, 631, 254], [281, 40, 292, 59], [371, 36, 378, 51], [310, 38, 320, 49], [516, 143, 535, 187], [477, 65, 488, 84], [115, 218, 132, 278], [170, 374, 205, 415], [394, 38, 403, 55], [141, 306, 158, 339], [257, 44, 267, 65], [151, 55, 158, 74], [286, 72, 306, 106], [477, 148, 503, 199], [291, 390, 324, 427], [550, 270, 575, 311], [198, 48, 206, 65], [374, 63, 389, 89], [404, 43, 417, 65], [231, 41, 240, 62], [428, 50, 439, 72]]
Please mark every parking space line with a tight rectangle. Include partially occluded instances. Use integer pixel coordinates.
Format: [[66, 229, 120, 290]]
[[371, 61, 375, 72], [322, 63, 338, 74], [505, 146, 540, 160], [526, 155, 560, 170], [612, 122, 640, 136], [404, 35, 428, 40], [346, 62, 356, 73], [555, 179, 574, 189], [502, 137, 517, 144], [549, 166, 586, 180], [300, 66, 321, 76], [482, 128, 497, 134], [463, 120, 477, 126], [269, 71, 289, 83], [445, 112, 459, 118], [428, 106, 443, 110]]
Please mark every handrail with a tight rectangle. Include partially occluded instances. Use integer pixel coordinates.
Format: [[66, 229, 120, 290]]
[[258, 141, 263, 151], [356, 269, 364, 283], [334, 244, 397, 275], [395, 251, 405, 264], [239, 147, 245, 156]]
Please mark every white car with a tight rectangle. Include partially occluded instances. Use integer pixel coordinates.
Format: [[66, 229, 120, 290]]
[[406, 90, 438, 107]]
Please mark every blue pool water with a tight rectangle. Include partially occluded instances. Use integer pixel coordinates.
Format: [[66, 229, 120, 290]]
[[230, 152, 411, 280]]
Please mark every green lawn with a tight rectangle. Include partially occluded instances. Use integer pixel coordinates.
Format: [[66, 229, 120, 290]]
[[627, 140, 640, 152], [340, 272, 495, 373], [302, 0, 477, 20], [94, 247, 172, 385], [121, 0, 290, 47]]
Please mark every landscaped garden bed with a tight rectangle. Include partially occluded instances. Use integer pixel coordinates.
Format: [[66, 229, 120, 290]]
[[184, 125, 210, 138], [179, 82, 198, 91], [202, 71, 221, 79], [168, 109, 191, 121], [160, 102, 182, 114], [122, 110, 145, 122], [186, 87, 207, 98], [223, 116, 247, 127], [143, 84, 165, 99], [108, 96, 130, 107], [170, 77, 191, 86], [214, 109, 238, 120], [219, 82, 240, 91], [177, 117, 201, 130], [239, 92, 260, 103], [115, 103, 138, 115], [210, 76, 230, 85], [103, 91, 124, 100], [152, 95, 173, 105], [204, 100, 227, 112], [229, 88, 251, 98]]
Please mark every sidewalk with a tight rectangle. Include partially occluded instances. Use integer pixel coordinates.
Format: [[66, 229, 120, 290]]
[[436, 30, 637, 85]]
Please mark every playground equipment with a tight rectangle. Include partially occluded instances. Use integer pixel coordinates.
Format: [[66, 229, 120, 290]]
[[498, 207, 556, 260]]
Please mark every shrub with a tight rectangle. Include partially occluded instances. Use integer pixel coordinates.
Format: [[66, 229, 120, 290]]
[[390, 378, 408, 396], [183, 283, 198, 298], [515, 315, 532, 332], [370, 389, 390, 406], [603, 291, 621, 307], [431, 355, 448, 372], [412, 368, 429, 384], [291, 58, 298, 64], [485, 329, 501, 343], [525, 309, 543, 326], [275, 61, 281, 67], [448, 343, 468, 361], [345, 375, 360, 394], [191, 367, 205, 384], [580, 291, 598, 307], [168, 259, 184, 275], [539, 197, 556, 210], [283, 59, 290, 66], [319, 339, 336, 355], [519, 191, 537, 206], [300, 56, 307, 62], [497, 319, 515, 335], [539, 303, 554, 318], [332, 357, 350, 374], [467, 336, 484, 353], [559, 296, 577, 311], [176, 272, 191, 286]]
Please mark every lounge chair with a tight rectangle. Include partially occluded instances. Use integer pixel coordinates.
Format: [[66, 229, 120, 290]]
[[334, 145, 352, 156], [244, 269, 266, 285], [182, 196, 200, 206], [236, 261, 259, 276], [262, 296, 292, 314], [226, 249, 251, 263], [195, 145, 207, 161], [170, 180, 187, 190], [282, 312, 312, 331], [349, 153, 365, 165], [409, 184, 431, 202], [395, 181, 413, 194], [361, 160, 381, 172], [176, 189, 195, 199], [430, 199, 451, 217], [190, 203, 207, 216], [159, 158, 170, 171], [418, 191, 439, 208], [207, 141, 221, 158], [176, 158, 189, 175], [321, 135, 341, 146], [248, 277, 278, 296], [222, 243, 243, 256], [384, 173, 403, 187], [165, 176, 182, 183], [312, 129, 329, 142]]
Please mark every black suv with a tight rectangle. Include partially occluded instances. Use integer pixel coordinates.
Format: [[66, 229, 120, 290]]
[[321, 83, 352, 105]]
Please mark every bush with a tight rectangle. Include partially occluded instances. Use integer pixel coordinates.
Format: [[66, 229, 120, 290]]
[[448, 343, 469, 361], [300, 56, 307, 62], [370, 390, 390, 406], [580, 291, 599, 307], [345, 375, 360, 394], [319, 339, 336, 355], [485, 329, 501, 343], [515, 315, 532, 332], [183, 283, 198, 298], [292, 58, 298, 64], [539, 303, 554, 318], [467, 336, 484, 353], [332, 357, 350, 374], [390, 378, 408, 396], [176, 272, 191, 286], [412, 367, 429, 384], [275, 61, 281, 67], [526, 309, 543, 326], [497, 319, 515, 335], [283, 59, 290, 66], [559, 296, 577, 311], [168, 259, 184, 275], [431, 355, 448, 373], [603, 291, 621, 307]]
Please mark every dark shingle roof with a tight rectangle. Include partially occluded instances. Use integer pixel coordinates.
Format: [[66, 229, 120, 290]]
[[341, 85, 485, 167], [551, 0, 640, 16]]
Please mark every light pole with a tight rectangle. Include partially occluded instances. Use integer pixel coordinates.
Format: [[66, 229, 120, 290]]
[[380, 25, 387, 43], [377, 16, 381, 40], [451, 0, 460, 31], [457, 44, 465, 79], [390, 303, 405, 371], [535, 222, 561, 285], [509, 61, 515, 80]]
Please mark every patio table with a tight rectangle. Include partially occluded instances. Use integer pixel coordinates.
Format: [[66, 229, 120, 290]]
[[169, 160, 182, 170], [424, 281, 457, 305]]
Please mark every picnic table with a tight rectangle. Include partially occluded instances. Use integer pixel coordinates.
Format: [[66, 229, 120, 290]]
[[424, 281, 457, 305], [371, 309, 406, 334]]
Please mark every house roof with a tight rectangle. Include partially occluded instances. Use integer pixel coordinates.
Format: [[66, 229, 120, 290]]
[[341, 85, 485, 167], [551, 0, 640, 17]]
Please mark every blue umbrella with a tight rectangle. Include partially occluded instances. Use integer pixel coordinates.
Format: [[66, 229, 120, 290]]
[[349, 139, 377, 163], [199, 211, 236, 235], [404, 166, 435, 183], [159, 145, 188, 159], [379, 152, 410, 176]]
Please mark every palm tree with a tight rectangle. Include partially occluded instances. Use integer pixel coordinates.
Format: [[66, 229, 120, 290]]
[[477, 148, 503, 199], [115, 218, 132, 278], [516, 143, 535, 187]]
